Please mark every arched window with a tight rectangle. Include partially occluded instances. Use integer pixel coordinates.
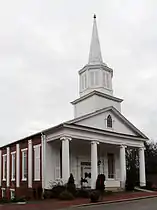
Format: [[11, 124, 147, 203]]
[[107, 115, 112, 128]]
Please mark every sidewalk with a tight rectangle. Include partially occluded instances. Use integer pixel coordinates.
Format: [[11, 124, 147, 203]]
[[0, 191, 157, 210]]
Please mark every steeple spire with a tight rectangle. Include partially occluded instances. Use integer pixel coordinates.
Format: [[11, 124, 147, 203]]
[[88, 14, 103, 64]]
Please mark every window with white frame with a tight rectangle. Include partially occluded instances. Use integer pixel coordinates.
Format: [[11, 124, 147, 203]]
[[34, 145, 41, 181], [2, 188, 6, 198], [107, 153, 115, 179], [11, 152, 16, 181], [3, 154, 7, 180], [107, 115, 112, 128], [22, 149, 27, 181], [10, 189, 15, 199]]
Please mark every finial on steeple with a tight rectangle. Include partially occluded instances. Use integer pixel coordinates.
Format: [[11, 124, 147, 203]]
[[88, 14, 103, 64]]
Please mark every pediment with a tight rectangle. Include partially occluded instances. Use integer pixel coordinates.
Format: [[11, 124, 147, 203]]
[[67, 107, 148, 139]]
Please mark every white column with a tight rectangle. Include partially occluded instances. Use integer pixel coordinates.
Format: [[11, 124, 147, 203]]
[[139, 147, 146, 187], [16, 144, 20, 187], [120, 145, 126, 189], [60, 137, 71, 184], [0, 150, 2, 187], [28, 139, 33, 188], [41, 133, 46, 193], [91, 141, 99, 189], [7, 147, 10, 187]]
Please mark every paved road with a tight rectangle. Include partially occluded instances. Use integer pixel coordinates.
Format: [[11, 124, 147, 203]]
[[69, 198, 157, 210]]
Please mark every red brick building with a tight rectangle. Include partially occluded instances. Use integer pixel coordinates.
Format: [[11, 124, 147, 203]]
[[0, 133, 42, 200]]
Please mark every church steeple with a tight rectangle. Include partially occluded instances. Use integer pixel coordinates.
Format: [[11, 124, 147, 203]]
[[78, 15, 113, 97], [71, 16, 123, 118], [88, 14, 103, 64]]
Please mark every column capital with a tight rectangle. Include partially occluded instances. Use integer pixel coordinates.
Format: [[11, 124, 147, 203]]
[[139, 147, 145, 151], [91, 140, 99, 145], [60, 136, 72, 142], [120, 145, 127, 149], [28, 139, 32, 144]]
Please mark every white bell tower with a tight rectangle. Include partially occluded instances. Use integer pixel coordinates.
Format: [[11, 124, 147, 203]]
[[72, 15, 123, 118], [79, 14, 113, 97]]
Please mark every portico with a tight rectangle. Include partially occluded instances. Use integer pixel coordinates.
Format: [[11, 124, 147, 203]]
[[43, 122, 146, 190]]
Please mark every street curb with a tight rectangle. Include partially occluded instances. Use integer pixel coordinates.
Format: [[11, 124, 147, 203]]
[[70, 194, 157, 208]]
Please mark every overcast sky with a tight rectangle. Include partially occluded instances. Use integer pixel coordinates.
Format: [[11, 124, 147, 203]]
[[0, 0, 157, 146]]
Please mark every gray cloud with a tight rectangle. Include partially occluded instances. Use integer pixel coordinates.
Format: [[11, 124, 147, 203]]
[[0, 0, 157, 145]]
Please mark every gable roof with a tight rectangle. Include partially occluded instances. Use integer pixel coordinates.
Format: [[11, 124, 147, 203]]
[[0, 106, 148, 149], [66, 106, 148, 140]]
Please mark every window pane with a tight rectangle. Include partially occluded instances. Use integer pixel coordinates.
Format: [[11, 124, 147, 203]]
[[22, 150, 27, 179], [11, 153, 16, 180], [3, 155, 7, 180], [107, 115, 112, 128], [34, 146, 40, 180]]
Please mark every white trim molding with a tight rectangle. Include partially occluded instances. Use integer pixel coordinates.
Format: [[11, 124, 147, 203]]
[[2, 154, 7, 181], [16, 144, 20, 187], [21, 148, 28, 152], [34, 144, 41, 181], [11, 151, 16, 181], [7, 147, 10, 187], [28, 140, 33, 188], [21, 148, 28, 181], [41, 134, 46, 193]]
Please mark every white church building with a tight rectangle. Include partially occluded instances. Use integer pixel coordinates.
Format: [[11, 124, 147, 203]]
[[0, 15, 148, 200], [43, 15, 148, 191]]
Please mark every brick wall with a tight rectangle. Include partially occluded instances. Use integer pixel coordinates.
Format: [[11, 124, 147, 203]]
[[0, 134, 42, 200]]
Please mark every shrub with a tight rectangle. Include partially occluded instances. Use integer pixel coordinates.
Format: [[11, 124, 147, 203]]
[[76, 189, 90, 198], [125, 170, 136, 191], [90, 190, 100, 203], [104, 190, 113, 196], [43, 190, 54, 199], [0, 197, 9, 204], [59, 190, 74, 200], [67, 174, 76, 196], [11, 196, 26, 203], [51, 185, 66, 198], [96, 174, 105, 191], [16, 196, 27, 202]]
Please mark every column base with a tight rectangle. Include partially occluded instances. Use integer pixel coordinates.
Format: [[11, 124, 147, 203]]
[[120, 181, 126, 189], [140, 182, 146, 187]]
